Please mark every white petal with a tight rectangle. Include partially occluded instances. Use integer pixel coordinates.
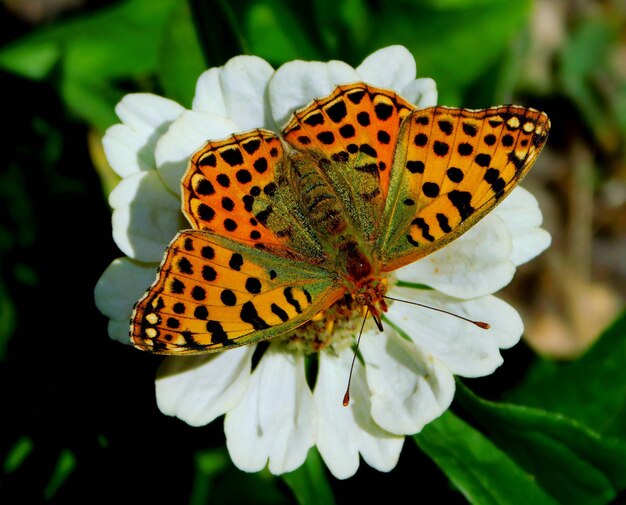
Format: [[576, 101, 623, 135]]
[[155, 110, 240, 194], [107, 319, 132, 345], [109, 171, 184, 262], [396, 213, 515, 299], [360, 329, 455, 435], [94, 257, 156, 320], [193, 55, 275, 130], [115, 93, 184, 132], [94, 257, 157, 343], [155, 347, 254, 427], [192, 68, 224, 115], [224, 346, 315, 475], [315, 350, 403, 479], [493, 186, 551, 265], [103, 94, 184, 177], [108, 169, 176, 208], [269, 60, 360, 127], [400, 77, 438, 108], [111, 206, 184, 263], [385, 287, 523, 377], [102, 124, 148, 177], [356, 45, 416, 91]]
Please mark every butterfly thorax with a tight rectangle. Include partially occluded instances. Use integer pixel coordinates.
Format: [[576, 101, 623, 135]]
[[340, 239, 388, 318]]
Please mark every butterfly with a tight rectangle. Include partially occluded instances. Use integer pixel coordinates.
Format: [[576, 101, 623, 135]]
[[131, 83, 550, 354]]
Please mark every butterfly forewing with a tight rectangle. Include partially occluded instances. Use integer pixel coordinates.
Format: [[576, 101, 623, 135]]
[[379, 105, 550, 271], [131, 230, 343, 354], [283, 83, 415, 242], [184, 129, 324, 261]]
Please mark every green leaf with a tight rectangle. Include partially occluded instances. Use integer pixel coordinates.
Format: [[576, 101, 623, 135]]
[[0, 0, 178, 129], [0, 280, 16, 361], [415, 411, 558, 505], [189, 0, 250, 65], [282, 448, 335, 505], [243, 0, 322, 65], [559, 17, 618, 149], [3, 436, 33, 474], [0, 41, 60, 80], [189, 447, 290, 505], [309, 0, 370, 59], [189, 447, 231, 505], [365, 0, 533, 105], [159, 0, 207, 107], [457, 383, 626, 505], [43, 449, 76, 500], [60, 77, 121, 132], [506, 310, 626, 437]]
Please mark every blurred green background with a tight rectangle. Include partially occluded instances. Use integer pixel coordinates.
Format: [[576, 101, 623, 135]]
[[0, 0, 625, 503]]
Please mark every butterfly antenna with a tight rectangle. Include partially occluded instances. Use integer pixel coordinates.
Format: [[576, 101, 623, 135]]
[[371, 310, 384, 331], [343, 307, 370, 407], [383, 296, 490, 329]]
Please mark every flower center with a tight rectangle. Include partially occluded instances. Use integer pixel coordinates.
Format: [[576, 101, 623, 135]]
[[277, 276, 390, 355]]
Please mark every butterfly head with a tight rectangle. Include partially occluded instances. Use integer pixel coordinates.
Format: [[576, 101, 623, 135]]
[[353, 277, 388, 332]]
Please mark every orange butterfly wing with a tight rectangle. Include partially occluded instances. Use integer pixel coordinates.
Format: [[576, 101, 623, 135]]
[[378, 105, 550, 270]]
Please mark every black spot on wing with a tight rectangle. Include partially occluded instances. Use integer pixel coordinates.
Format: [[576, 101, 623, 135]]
[[406, 234, 420, 247], [205, 320, 232, 345], [462, 123, 477, 136], [411, 217, 435, 242], [326, 100, 347, 123], [240, 301, 270, 330], [171, 279, 185, 294], [356, 112, 370, 126], [414, 133, 428, 147], [195, 179, 215, 196], [182, 330, 208, 350], [374, 102, 394, 121], [303, 112, 324, 126], [346, 90, 365, 104], [438, 120, 453, 135], [271, 303, 289, 322], [199, 153, 217, 167], [284, 287, 302, 313], [446, 167, 463, 183], [177, 257, 193, 274], [220, 148, 243, 166], [475, 153, 491, 167], [434, 141, 449, 157], [242, 139, 261, 154], [406, 160, 425, 174], [317, 131, 335, 144], [192, 286, 206, 301], [339, 124, 355, 138], [448, 190, 474, 220], [436, 213, 452, 233], [508, 151, 526, 172]]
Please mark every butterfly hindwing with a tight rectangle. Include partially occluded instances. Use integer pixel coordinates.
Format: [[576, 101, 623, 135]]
[[378, 105, 550, 271], [131, 230, 343, 354]]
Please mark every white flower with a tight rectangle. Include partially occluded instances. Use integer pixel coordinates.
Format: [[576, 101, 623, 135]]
[[94, 46, 550, 479]]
